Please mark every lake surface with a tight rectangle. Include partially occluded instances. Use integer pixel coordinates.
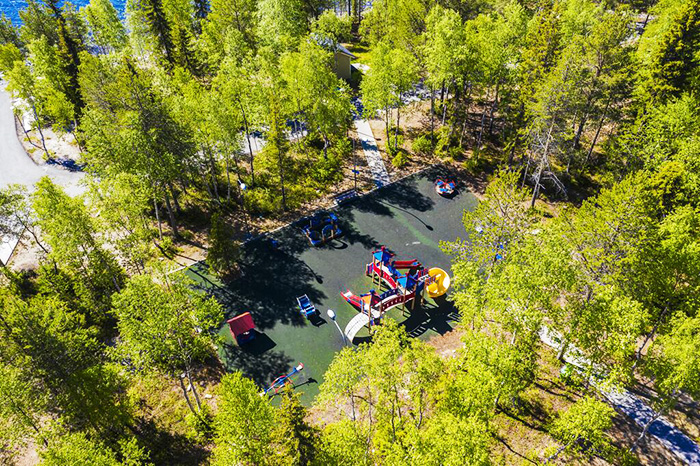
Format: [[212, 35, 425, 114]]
[[1, 0, 126, 27]]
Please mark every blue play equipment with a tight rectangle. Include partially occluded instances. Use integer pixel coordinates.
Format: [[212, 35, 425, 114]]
[[435, 178, 457, 196], [296, 294, 317, 318], [302, 212, 342, 246]]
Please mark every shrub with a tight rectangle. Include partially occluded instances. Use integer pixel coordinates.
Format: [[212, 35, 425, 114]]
[[411, 135, 432, 156], [392, 151, 410, 168], [310, 152, 343, 186], [559, 363, 585, 388], [245, 187, 280, 215], [187, 404, 214, 442], [387, 133, 404, 157], [434, 127, 451, 159]]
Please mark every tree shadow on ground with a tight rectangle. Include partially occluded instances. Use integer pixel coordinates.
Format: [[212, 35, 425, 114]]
[[493, 434, 539, 465], [132, 416, 209, 466], [350, 173, 436, 217], [220, 341, 294, 387], [192, 238, 327, 331], [402, 297, 459, 338]]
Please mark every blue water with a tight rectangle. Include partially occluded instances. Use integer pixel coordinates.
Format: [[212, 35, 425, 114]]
[[1, 0, 126, 26]]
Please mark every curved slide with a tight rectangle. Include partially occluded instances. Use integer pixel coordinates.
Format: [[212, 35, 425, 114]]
[[344, 313, 370, 341], [426, 268, 450, 298], [342, 290, 415, 341]]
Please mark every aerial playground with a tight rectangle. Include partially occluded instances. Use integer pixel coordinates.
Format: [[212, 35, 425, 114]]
[[341, 246, 451, 342]]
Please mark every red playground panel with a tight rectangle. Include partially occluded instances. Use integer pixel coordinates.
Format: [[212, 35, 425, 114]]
[[227, 312, 256, 344]]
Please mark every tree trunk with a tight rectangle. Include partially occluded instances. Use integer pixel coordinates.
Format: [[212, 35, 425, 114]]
[[224, 156, 232, 201], [186, 365, 202, 411], [16, 113, 43, 151], [430, 87, 435, 145], [530, 113, 558, 208], [278, 145, 287, 211], [556, 338, 569, 362], [238, 100, 255, 185], [153, 197, 163, 240], [477, 89, 490, 149], [441, 86, 449, 126], [585, 98, 610, 165], [385, 107, 390, 142], [168, 182, 182, 214], [630, 410, 663, 453], [395, 101, 400, 151], [178, 374, 196, 414], [488, 82, 500, 137], [322, 134, 329, 160], [164, 189, 179, 236], [30, 102, 51, 160], [633, 305, 669, 370]]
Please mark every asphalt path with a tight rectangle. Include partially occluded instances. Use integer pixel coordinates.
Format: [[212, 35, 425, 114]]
[[0, 87, 84, 196]]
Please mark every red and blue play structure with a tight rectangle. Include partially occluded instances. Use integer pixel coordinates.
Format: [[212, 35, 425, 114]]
[[435, 178, 456, 196], [302, 212, 342, 246], [227, 312, 256, 345], [340, 246, 451, 341]]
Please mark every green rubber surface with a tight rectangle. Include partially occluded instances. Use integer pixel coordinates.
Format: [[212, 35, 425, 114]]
[[186, 166, 478, 405]]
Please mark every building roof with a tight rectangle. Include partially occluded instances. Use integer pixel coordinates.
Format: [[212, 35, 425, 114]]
[[336, 43, 357, 59], [311, 33, 357, 60], [227, 312, 255, 337]]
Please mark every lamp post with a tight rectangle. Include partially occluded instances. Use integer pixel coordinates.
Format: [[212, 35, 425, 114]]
[[352, 138, 358, 191], [327, 309, 347, 346], [238, 181, 251, 239]]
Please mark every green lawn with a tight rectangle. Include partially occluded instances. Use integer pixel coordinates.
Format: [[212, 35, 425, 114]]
[[342, 42, 372, 64], [186, 166, 478, 404]]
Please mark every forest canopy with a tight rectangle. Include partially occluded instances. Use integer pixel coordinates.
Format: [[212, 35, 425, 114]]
[[1, 0, 700, 464]]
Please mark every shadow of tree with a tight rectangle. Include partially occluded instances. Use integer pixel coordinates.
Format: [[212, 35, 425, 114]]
[[191, 239, 327, 331], [402, 297, 459, 338], [220, 342, 294, 387]]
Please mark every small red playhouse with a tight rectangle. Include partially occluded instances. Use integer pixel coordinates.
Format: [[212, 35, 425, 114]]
[[227, 312, 256, 345]]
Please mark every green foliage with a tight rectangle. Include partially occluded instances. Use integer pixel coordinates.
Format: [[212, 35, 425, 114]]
[[646, 314, 700, 403], [272, 390, 321, 465], [211, 372, 276, 466], [411, 135, 432, 157], [548, 397, 614, 461], [559, 363, 585, 389], [0, 42, 22, 73], [391, 149, 409, 168], [33, 177, 124, 321], [0, 290, 132, 441], [40, 430, 120, 466], [186, 403, 214, 442], [82, 0, 127, 52], [361, 41, 418, 137], [112, 272, 222, 377], [635, 0, 700, 105], [313, 11, 352, 44]]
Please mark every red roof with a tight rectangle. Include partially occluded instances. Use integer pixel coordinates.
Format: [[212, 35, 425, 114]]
[[227, 312, 255, 337]]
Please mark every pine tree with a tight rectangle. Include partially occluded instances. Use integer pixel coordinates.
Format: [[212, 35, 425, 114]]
[[273, 391, 321, 465]]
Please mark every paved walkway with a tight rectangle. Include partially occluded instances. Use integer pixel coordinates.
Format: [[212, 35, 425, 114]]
[[539, 327, 700, 465], [354, 118, 390, 188]]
